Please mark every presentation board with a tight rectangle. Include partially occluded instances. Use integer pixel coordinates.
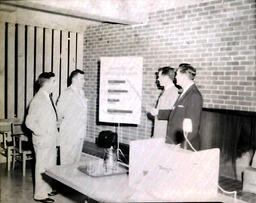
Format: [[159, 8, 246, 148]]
[[99, 57, 143, 124], [129, 138, 220, 201]]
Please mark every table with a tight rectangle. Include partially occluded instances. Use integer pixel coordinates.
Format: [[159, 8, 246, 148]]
[[46, 153, 247, 203]]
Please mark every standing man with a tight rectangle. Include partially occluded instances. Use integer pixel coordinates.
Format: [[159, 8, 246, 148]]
[[26, 72, 58, 203], [57, 69, 88, 165], [149, 67, 179, 138], [152, 63, 203, 151]]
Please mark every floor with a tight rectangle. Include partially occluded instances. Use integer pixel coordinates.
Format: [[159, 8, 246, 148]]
[[1, 162, 256, 203], [0, 162, 88, 203], [218, 176, 256, 203]]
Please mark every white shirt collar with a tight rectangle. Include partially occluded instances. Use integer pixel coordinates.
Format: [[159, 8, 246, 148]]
[[71, 85, 83, 96], [180, 82, 194, 97], [164, 84, 174, 91], [41, 89, 50, 100], [71, 85, 87, 107]]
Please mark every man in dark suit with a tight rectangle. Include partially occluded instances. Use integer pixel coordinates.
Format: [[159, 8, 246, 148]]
[[155, 63, 203, 151]]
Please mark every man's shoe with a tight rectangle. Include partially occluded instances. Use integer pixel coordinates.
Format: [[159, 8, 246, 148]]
[[48, 190, 58, 196], [34, 198, 55, 203]]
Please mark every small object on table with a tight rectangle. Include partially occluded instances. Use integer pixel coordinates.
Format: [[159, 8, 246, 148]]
[[78, 156, 127, 177]]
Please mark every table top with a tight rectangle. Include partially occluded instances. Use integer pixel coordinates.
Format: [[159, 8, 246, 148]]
[[46, 153, 247, 203]]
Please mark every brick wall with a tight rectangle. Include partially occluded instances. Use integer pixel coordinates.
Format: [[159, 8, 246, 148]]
[[83, 0, 256, 143]]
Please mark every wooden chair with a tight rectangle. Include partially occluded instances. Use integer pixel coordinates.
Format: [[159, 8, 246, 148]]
[[0, 119, 17, 171], [0, 131, 14, 171], [11, 122, 33, 176]]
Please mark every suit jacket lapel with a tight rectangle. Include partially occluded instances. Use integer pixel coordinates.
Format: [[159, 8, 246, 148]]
[[70, 87, 87, 108], [169, 84, 196, 119], [39, 90, 56, 116], [177, 84, 196, 104]]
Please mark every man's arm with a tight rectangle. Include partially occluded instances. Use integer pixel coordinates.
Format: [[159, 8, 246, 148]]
[[183, 93, 203, 143], [25, 99, 48, 136], [56, 90, 69, 125]]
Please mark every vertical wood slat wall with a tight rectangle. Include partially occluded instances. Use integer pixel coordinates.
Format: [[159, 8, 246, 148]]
[[26, 26, 35, 109], [0, 22, 84, 121], [44, 28, 52, 72], [0, 23, 5, 118], [61, 31, 68, 91], [52, 30, 61, 102], [17, 25, 25, 120], [35, 27, 43, 81], [7, 24, 15, 119]]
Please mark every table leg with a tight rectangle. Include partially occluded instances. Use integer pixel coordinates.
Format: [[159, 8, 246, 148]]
[[7, 147, 11, 171]]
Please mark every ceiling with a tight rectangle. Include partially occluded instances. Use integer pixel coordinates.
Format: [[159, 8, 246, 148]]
[[1, 0, 208, 25]]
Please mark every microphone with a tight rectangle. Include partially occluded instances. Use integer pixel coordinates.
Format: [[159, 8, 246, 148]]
[[183, 118, 192, 133], [182, 118, 194, 151]]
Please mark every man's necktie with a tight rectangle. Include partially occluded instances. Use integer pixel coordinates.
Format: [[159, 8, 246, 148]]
[[49, 93, 58, 121]]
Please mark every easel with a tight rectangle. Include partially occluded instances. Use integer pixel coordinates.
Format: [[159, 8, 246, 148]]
[[115, 123, 129, 167], [113, 104, 150, 168]]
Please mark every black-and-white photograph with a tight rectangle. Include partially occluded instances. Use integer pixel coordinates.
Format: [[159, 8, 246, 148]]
[[0, 0, 256, 202]]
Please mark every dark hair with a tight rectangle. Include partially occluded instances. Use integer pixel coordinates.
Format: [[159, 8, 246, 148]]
[[37, 72, 55, 88], [68, 69, 84, 86], [178, 63, 196, 80], [158, 66, 175, 80]]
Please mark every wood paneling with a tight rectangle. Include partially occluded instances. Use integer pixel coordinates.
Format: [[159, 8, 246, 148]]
[[69, 32, 76, 74], [44, 28, 52, 72], [200, 108, 256, 178], [52, 29, 60, 103], [35, 27, 43, 80], [60, 31, 68, 92], [0, 23, 5, 118], [17, 24, 25, 120], [1, 23, 83, 121], [7, 23, 15, 118], [26, 25, 35, 107]]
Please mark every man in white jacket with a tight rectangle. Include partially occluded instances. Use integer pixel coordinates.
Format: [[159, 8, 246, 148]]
[[26, 72, 58, 203], [149, 67, 179, 138], [57, 69, 87, 165]]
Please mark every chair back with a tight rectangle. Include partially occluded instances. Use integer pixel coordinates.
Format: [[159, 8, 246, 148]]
[[0, 118, 19, 149], [11, 120, 33, 175], [11, 123, 24, 135], [11, 121, 25, 153]]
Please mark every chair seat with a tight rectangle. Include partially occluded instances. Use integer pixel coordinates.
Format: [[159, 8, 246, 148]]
[[14, 137, 33, 151], [20, 141, 33, 151]]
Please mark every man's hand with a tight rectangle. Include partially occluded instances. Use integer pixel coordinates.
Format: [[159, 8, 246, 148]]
[[150, 108, 159, 116]]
